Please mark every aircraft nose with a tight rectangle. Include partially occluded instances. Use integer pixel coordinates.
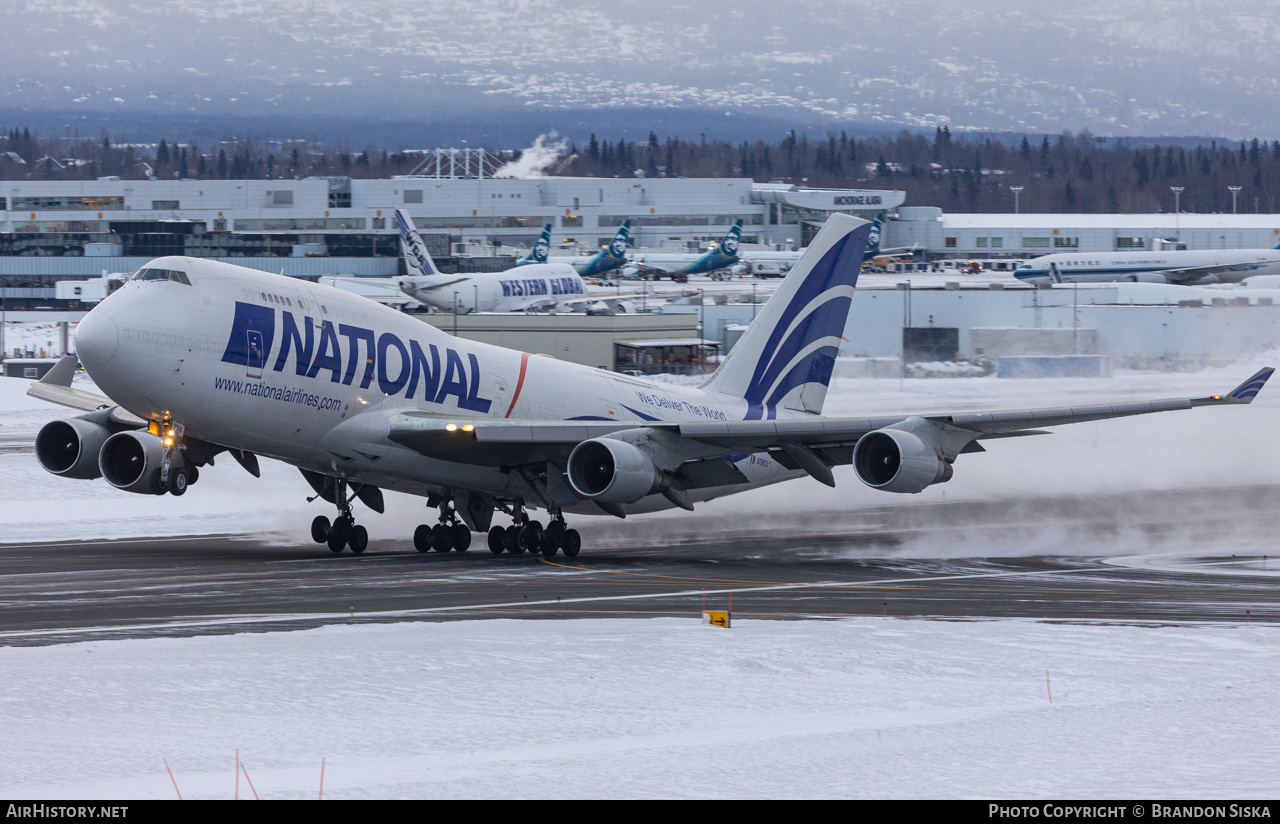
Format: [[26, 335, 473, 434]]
[[75, 306, 119, 369]]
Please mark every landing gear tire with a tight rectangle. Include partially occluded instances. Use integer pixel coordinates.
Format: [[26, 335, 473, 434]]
[[545, 520, 566, 550], [186, 465, 199, 486], [562, 529, 581, 559], [168, 469, 188, 497], [431, 523, 453, 552], [518, 520, 544, 554], [488, 526, 506, 555], [414, 524, 432, 553], [311, 515, 332, 544], [328, 517, 351, 554], [149, 469, 164, 496], [540, 539, 558, 559], [504, 525, 523, 554], [452, 524, 472, 552], [349, 524, 368, 554]]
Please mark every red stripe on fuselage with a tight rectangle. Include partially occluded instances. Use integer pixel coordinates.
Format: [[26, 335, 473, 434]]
[[505, 352, 531, 418]]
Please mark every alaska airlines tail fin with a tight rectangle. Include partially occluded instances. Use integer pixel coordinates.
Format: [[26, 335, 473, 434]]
[[863, 213, 884, 261], [395, 209, 441, 277], [717, 219, 744, 260], [703, 214, 871, 419], [520, 224, 553, 265], [606, 220, 631, 261]]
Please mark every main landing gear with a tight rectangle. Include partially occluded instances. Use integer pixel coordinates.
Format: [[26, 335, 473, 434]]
[[413, 497, 472, 554], [309, 478, 369, 554], [486, 508, 580, 560]]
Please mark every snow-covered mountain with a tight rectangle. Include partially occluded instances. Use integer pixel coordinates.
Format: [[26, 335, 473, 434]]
[[6, 0, 1280, 137]]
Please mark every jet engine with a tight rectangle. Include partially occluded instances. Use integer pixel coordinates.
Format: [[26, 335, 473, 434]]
[[1125, 273, 1170, 284], [99, 431, 183, 495], [566, 438, 664, 504], [35, 418, 111, 480], [853, 429, 953, 494]]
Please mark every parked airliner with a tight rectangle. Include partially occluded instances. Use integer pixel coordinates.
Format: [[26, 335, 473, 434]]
[[520, 220, 633, 279], [31, 215, 1271, 559], [629, 219, 744, 278], [1015, 242, 1280, 285]]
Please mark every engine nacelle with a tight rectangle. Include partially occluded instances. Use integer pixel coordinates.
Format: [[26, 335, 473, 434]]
[[1125, 272, 1169, 284], [566, 438, 663, 504], [35, 418, 111, 480], [853, 429, 953, 494], [99, 431, 182, 494]]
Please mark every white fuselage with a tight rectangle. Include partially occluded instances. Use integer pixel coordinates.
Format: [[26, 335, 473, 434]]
[[1015, 249, 1280, 284], [399, 263, 587, 313], [77, 257, 800, 514]]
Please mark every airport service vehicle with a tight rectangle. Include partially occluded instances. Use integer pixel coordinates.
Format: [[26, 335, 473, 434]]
[[1015, 243, 1280, 285], [31, 215, 1272, 559], [395, 210, 589, 313]]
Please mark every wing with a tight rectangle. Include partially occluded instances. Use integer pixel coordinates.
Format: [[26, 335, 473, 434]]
[[387, 368, 1273, 499], [406, 277, 472, 293], [26, 354, 147, 425], [1156, 263, 1270, 284]]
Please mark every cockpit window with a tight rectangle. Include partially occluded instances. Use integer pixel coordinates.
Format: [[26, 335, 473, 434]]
[[130, 268, 191, 285]]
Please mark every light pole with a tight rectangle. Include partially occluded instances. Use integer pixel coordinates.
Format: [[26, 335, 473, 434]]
[[1010, 186, 1024, 214], [1170, 186, 1185, 241], [1228, 185, 1242, 215]]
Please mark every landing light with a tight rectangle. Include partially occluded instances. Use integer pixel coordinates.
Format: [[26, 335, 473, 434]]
[[1213, 395, 1222, 400], [445, 423, 458, 432], [462, 424, 475, 432]]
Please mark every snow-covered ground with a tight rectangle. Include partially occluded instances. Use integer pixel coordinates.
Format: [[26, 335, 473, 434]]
[[6, 348, 1280, 798], [1, 321, 72, 358], [1, 617, 1276, 799]]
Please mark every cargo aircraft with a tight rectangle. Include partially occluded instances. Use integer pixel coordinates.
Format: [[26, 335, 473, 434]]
[[395, 210, 590, 313], [31, 215, 1272, 558], [1015, 242, 1280, 285]]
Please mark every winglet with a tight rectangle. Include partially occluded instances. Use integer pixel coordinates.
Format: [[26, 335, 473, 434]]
[[38, 354, 79, 387], [1192, 367, 1274, 405]]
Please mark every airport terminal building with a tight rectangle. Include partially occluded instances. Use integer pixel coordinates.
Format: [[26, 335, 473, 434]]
[[884, 207, 1280, 258], [0, 174, 903, 301]]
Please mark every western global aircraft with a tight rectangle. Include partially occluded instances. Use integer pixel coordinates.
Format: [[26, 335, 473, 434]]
[[31, 215, 1273, 559], [1015, 242, 1280, 285], [394, 210, 591, 313], [629, 219, 744, 278]]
